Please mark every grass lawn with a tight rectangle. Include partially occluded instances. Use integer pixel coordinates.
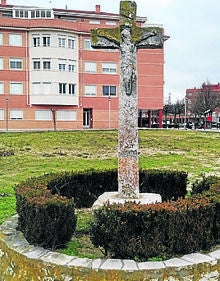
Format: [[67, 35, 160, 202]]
[[0, 129, 220, 225], [0, 129, 219, 258]]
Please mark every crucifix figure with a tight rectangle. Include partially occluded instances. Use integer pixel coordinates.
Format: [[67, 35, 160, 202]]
[[92, 1, 166, 199]]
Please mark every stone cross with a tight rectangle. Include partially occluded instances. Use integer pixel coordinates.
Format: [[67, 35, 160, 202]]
[[91, 1, 165, 199]]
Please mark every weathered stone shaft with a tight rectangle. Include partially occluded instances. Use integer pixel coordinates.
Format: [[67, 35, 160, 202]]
[[118, 26, 139, 199]]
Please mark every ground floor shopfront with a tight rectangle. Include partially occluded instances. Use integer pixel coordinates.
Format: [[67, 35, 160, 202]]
[[0, 98, 163, 131], [0, 105, 162, 131]]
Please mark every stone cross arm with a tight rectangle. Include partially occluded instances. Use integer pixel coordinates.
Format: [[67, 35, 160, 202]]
[[91, 25, 166, 50], [91, 27, 121, 49]]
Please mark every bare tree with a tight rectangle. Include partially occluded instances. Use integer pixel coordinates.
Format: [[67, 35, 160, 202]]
[[189, 83, 220, 116]]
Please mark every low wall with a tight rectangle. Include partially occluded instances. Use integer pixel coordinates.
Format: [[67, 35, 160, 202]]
[[1, 215, 220, 281]]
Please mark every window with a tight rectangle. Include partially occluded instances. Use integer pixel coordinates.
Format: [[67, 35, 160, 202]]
[[0, 82, 4, 94], [0, 58, 3, 70], [32, 82, 52, 96], [36, 10, 40, 18], [102, 85, 116, 96], [85, 39, 92, 50], [10, 82, 23, 95], [42, 82, 51, 95], [10, 110, 23, 120], [0, 109, 3, 120], [35, 110, 52, 120], [30, 10, 52, 19], [14, 10, 19, 17], [59, 64, 66, 71], [31, 10, 35, 18], [85, 85, 97, 96], [85, 62, 96, 73], [10, 58, 22, 70], [102, 63, 117, 73], [46, 10, 52, 18], [68, 60, 76, 72], [106, 21, 116, 26], [42, 36, 50, 47], [57, 110, 77, 121], [59, 83, 66, 94], [41, 10, 46, 18], [69, 84, 76, 95], [9, 34, 22, 46], [33, 60, 40, 70], [58, 37, 66, 48], [68, 64, 75, 72], [43, 60, 51, 70], [0, 33, 3, 45], [33, 36, 40, 47], [68, 38, 75, 49], [89, 20, 100, 24], [32, 82, 41, 95], [14, 9, 28, 18]]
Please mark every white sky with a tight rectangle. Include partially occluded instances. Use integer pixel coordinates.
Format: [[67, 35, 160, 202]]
[[7, 0, 220, 102]]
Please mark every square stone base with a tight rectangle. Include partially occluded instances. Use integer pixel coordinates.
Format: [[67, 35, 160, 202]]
[[92, 192, 162, 209]]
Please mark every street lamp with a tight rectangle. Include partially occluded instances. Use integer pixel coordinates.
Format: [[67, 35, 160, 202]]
[[108, 95, 111, 129], [51, 108, 56, 131], [5, 98, 8, 131], [184, 97, 188, 129]]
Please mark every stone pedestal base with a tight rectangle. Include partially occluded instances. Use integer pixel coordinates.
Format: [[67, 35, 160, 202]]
[[92, 192, 162, 209]]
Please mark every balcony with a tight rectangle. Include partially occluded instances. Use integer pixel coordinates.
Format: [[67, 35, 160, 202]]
[[30, 94, 78, 106]]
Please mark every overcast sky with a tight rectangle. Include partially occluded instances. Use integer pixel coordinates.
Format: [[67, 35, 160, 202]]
[[7, 0, 220, 102]]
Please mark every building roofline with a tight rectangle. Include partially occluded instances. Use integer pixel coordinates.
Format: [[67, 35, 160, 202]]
[[0, 3, 147, 24]]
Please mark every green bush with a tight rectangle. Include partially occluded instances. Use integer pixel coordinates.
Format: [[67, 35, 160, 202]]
[[15, 180, 76, 249], [203, 178, 220, 243], [15, 168, 187, 250], [90, 198, 216, 261], [191, 174, 219, 195], [90, 177, 220, 261], [47, 170, 118, 208], [140, 169, 187, 201], [48, 169, 187, 207]]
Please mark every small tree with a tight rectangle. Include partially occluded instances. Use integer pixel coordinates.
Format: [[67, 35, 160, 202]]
[[173, 99, 185, 123], [163, 103, 173, 126], [163, 100, 184, 126]]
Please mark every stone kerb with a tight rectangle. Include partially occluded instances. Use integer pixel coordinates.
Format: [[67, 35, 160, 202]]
[[1, 215, 220, 281]]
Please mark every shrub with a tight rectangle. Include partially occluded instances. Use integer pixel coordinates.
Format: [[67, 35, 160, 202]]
[[15, 168, 187, 250], [90, 178, 220, 261], [139, 169, 187, 201], [191, 174, 219, 195], [15, 180, 76, 249], [48, 169, 187, 207]]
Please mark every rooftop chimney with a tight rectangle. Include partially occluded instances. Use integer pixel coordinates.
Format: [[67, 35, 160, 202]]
[[95, 5, 100, 14], [1, 0, 6, 5]]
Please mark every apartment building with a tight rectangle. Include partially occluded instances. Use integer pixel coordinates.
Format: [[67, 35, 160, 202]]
[[186, 83, 220, 128], [0, 0, 165, 130]]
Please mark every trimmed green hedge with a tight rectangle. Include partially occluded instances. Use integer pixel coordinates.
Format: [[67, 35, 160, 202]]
[[15, 181, 76, 249], [47, 169, 187, 207], [139, 169, 187, 201], [15, 169, 187, 249], [90, 177, 220, 261]]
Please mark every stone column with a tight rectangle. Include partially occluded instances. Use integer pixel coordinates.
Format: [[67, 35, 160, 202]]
[[118, 27, 139, 199]]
